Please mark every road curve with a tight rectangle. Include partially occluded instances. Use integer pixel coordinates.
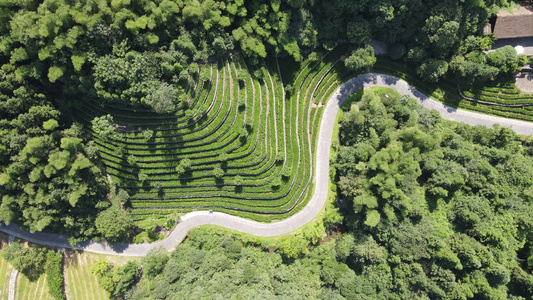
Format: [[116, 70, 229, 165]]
[[1, 73, 532, 257]]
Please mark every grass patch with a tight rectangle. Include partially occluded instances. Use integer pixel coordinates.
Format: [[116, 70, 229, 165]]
[[15, 272, 53, 300], [0, 251, 13, 299], [63, 250, 135, 300]]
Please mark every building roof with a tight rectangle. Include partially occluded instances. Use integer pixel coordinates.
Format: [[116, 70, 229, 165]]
[[493, 5, 533, 39]]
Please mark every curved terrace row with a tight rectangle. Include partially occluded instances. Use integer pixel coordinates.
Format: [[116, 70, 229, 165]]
[[72, 45, 352, 222]]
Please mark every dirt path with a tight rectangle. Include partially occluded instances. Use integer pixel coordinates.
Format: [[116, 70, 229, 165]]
[[7, 235, 17, 300]]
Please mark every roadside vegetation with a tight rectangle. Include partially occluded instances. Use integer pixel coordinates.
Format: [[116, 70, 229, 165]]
[[64, 250, 132, 300], [373, 56, 533, 123], [113, 87, 533, 299], [2, 241, 64, 299], [1, 2, 533, 299], [332, 87, 533, 299], [0, 0, 527, 243]]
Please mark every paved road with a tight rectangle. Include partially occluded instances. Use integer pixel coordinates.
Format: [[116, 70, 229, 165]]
[[1, 73, 532, 257]]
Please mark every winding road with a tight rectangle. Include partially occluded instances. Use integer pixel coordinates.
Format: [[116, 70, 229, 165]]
[[1, 73, 532, 257]]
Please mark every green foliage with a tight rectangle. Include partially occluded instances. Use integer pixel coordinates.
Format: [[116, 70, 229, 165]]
[[42, 119, 59, 131], [3, 242, 65, 298], [449, 55, 499, 83], [126, 228, 359, 299], [141, 247, 169, 278], [271, 177, 282, 189], [93, 261, 139, 298], [142, 129, 153, 140], [335, 87, 533, 299], [213, 166, 225, 179], [44, 251, 65, 300], [424, 17, 460, 57], [138, 172, 149, 182], [95, 205, 134, 243], [0, 120, 109, 241], [218, 152, 229, 162], [344, 45, 376, 72], [180, 158, 192, 169], [91, 115, 116, 140], [127, 154, 138, 165], [71, 54, 86, 72], [145, 82, 177, 114], [486, 45, 526, 74], [389, 43, 406, 60], [281, 166, 291, 178], [233, 175, 244, 186], [417, 59, 449, 83], [175, 165, 185, 176], [2, 242, 46, 280], [275, 152, 284, 162], [347, 21, 372, 45], [47, 66, 64, 83], [0, 0, 522, 249], [154, 181, 163, 191]]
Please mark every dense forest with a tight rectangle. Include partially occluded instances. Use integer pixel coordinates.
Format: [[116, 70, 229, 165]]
[[334, 88, 533, 299], [111, 89, 533, 299], [0, 0, 524, 242], [0, 0, 526, 233], [0, 1, 532, 299]]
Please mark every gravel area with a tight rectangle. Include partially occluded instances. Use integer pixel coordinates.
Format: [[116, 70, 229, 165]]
[[515, 71, 533, 93]]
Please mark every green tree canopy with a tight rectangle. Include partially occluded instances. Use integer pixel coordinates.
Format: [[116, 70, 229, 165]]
[[344, 45, 376, 72], [95, 205, 134, 243]]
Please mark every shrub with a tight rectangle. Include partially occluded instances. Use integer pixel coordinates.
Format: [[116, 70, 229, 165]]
[[239, 127, 248, 137], [282, 166, 291, 178], [308, 52, 319, 62], [44, 251, 65, 300], [92, 115, 116, 140], [237, 69, 247, 82], [245, 116, 253, 128], [127, 154, 138, 165], [138, 172, 149, 182], [213, 166, 225, 179], [285, 84, 293, 97], [271, 177, 282, 188], [43, 119, 59, 131], [389, 44, 406, 60], [2, 242, 46, 280], [345, 45, 376, 72], [142, 129, 154, 140], [234, 175, 244, 186], [219, 153, 229, 162], [142, 247, 169, 278], [175, 165, 185, 175], [145, 82, 176, 114], [154, 181, 163, 191], [95, 205, 134, 243], [93, 261, 139, 298], [417, 59, 448, 83], [237, 97, 246, 108], [180, 158, 192, 169]]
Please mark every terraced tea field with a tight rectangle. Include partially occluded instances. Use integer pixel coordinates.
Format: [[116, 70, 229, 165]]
[[74, 45, 353, 222], [372, 56, 533, 123], [460, 81, 533, 121], [15, 272, 54, 300], [0, 252, 12, 299], [64, 250, 133, 300]]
